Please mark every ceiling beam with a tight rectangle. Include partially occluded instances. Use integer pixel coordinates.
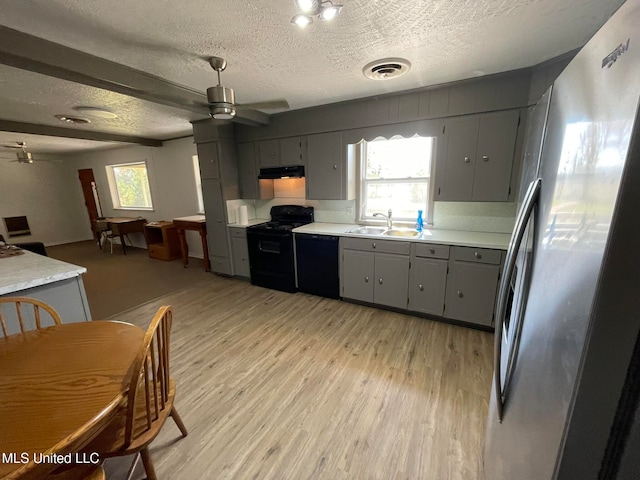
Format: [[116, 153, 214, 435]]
[[0, 120, 164, 147], [0, 25, 210, 116]]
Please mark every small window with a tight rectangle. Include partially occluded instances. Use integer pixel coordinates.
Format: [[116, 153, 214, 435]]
[[358, 136, 435, 224], [192, 155, 204, 214], [105, 161, 153, 210]]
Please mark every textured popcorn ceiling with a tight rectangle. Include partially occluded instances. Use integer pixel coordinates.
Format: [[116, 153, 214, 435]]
[[0, 0, 626, 153]]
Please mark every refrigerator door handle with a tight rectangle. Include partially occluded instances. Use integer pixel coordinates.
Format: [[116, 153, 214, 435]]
[[493, 177, 542, 422]]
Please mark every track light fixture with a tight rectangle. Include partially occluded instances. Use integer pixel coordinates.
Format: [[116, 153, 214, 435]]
[[291, 0, 343, 27]]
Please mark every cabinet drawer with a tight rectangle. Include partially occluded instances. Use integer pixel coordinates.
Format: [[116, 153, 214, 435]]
[[229, 227, 247, 239], [342, 237, 410, 255], [413, 243, 450, 259], [451, 246, 502, 265]]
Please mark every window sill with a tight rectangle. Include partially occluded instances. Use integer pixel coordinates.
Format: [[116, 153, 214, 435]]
[[113, 207, 155, 212]]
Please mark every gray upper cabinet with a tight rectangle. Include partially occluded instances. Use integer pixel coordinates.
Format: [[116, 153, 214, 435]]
[[237, 142, 258, 199], [257, 139, 279, 168], [196, 142, 220, 180], [437, 109, 520, 202], [439, 116, 478, 201], [257, 136, 305, 168], [279, 136, 305, 166], [238, 142, 274, 200], [306, 131, 348, 200], [473, 109, 520, 201]]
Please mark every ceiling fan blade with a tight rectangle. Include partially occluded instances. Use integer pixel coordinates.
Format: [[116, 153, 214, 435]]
[[237, 99, 290, 111]]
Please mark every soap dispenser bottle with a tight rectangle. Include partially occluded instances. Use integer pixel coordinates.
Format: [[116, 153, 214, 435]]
[[416, 210, 424, 233]]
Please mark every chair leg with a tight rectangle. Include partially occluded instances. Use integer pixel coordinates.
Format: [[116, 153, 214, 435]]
[[170, 406, 189, 437], [140, 448, 157, 480], [125, 453, 140, 480]]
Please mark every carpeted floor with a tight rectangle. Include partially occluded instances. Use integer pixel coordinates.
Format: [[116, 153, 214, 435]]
[[47, 240, 212, 319]]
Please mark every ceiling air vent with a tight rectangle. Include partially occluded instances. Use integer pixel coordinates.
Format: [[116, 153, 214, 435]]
[[363, 58, 411, 80]]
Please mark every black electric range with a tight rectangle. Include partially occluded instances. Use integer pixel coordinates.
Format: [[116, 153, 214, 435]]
[[246, 205, 314, 293]]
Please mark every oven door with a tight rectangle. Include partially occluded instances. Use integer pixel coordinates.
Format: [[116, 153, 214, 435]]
[[246, 230, 296, 292]]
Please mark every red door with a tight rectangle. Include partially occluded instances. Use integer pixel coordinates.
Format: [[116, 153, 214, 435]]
[[78, 168, 103, 239]]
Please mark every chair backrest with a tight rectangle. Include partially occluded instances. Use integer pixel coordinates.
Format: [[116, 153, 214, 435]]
[[0, 297, 62, 337], [124, 305, 173, 447]]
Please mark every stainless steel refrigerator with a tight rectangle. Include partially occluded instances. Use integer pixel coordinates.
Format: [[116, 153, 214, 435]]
[[484, 0, 640, 478]]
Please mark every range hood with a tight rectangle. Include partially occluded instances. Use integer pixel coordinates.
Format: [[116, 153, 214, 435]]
[[258, 165, 304, 179]]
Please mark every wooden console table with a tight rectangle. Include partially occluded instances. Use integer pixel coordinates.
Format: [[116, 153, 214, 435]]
[[173, 215, 210, 272], [96, 217, 146, 255]]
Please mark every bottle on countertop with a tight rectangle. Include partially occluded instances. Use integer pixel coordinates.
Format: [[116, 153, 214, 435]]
[[416, 210, 424, 233]]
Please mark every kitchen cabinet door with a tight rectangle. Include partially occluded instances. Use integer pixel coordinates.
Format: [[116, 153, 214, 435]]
[[238, 142, 258, 199], [472, 110, 520, 201], [279, 136, 305, 166], [439, 116, 479, 201], [444, 261, 500, 326], [306, 131, 344, 200], [374, 253, 410, 309], [231, 235, 250, 278], [342, 249, 374, 303], [201, 178, 230, 259], [408, 257, 448, 316], [196, 141, 220, 180], [258, 139, 279, 168]]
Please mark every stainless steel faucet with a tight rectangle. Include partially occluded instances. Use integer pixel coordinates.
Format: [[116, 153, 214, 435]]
[[373, 209, 393, 229]]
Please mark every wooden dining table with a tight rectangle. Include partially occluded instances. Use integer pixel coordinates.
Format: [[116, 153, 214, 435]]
[[0, 321, 145, 479]]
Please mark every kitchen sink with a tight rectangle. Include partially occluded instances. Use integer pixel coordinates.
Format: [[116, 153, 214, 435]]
[[382, 229, 421, 237], [347, 226, 387, 235]]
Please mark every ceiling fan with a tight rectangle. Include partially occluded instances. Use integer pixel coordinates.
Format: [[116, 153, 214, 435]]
[[205, 56, 290, 123], [0, 142, 59, 164]]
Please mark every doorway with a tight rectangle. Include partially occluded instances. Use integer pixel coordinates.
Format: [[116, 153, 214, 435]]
[[78, 168, 103, 239]]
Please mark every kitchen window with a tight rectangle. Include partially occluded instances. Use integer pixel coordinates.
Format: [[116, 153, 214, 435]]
[[358, 135, 435, 224], [105, 161, 154, 210]]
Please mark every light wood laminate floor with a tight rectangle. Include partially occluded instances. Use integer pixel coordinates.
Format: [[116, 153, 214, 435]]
[[108, 275, 493, 480]]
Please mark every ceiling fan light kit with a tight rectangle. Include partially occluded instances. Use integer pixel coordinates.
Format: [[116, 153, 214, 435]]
[[291, 0, 343, 27]]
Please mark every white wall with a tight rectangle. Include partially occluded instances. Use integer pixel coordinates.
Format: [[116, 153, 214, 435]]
[[0, 156, 89, 245], [69, 136, 205, 257]]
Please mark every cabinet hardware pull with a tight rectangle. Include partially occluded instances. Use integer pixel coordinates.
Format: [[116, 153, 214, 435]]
[[457, 290, 464, 298], [419, 284, 424, 291], [379, 278, 383, 285], [464, 156, 470, 163], [474, 251, 482, 259], [482, 155, 489, 161], [429, 248, 435, 254], [365, 276, 369, 283], [372, 242, 376, 248]]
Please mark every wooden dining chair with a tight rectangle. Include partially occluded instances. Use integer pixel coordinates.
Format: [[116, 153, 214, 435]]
[[81, 305, 188, 480], [0, 296, 62, 337]]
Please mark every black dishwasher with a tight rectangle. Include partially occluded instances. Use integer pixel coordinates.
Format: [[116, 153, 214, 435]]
[[295, 234, 340, 299]]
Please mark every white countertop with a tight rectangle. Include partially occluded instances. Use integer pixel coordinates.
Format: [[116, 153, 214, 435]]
[[292, 222, 512, 250], [0, 250, 87, 296]]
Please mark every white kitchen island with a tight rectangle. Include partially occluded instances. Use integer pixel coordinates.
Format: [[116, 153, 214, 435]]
[[0, 250, 91, 334]]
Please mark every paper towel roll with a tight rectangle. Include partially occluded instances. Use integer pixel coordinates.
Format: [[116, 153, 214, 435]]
[[237, 205, 249, 225]]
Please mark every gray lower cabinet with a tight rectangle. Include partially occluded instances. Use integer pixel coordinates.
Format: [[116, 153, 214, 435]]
[[374, 253, 410, 309], [408, 257, 448, 316], [342, 249, 374, 303], [341, 238, 410, 309], [229, 227, 250, 278], [202, 178, 232, 275], [444, 246, 503, 326]]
